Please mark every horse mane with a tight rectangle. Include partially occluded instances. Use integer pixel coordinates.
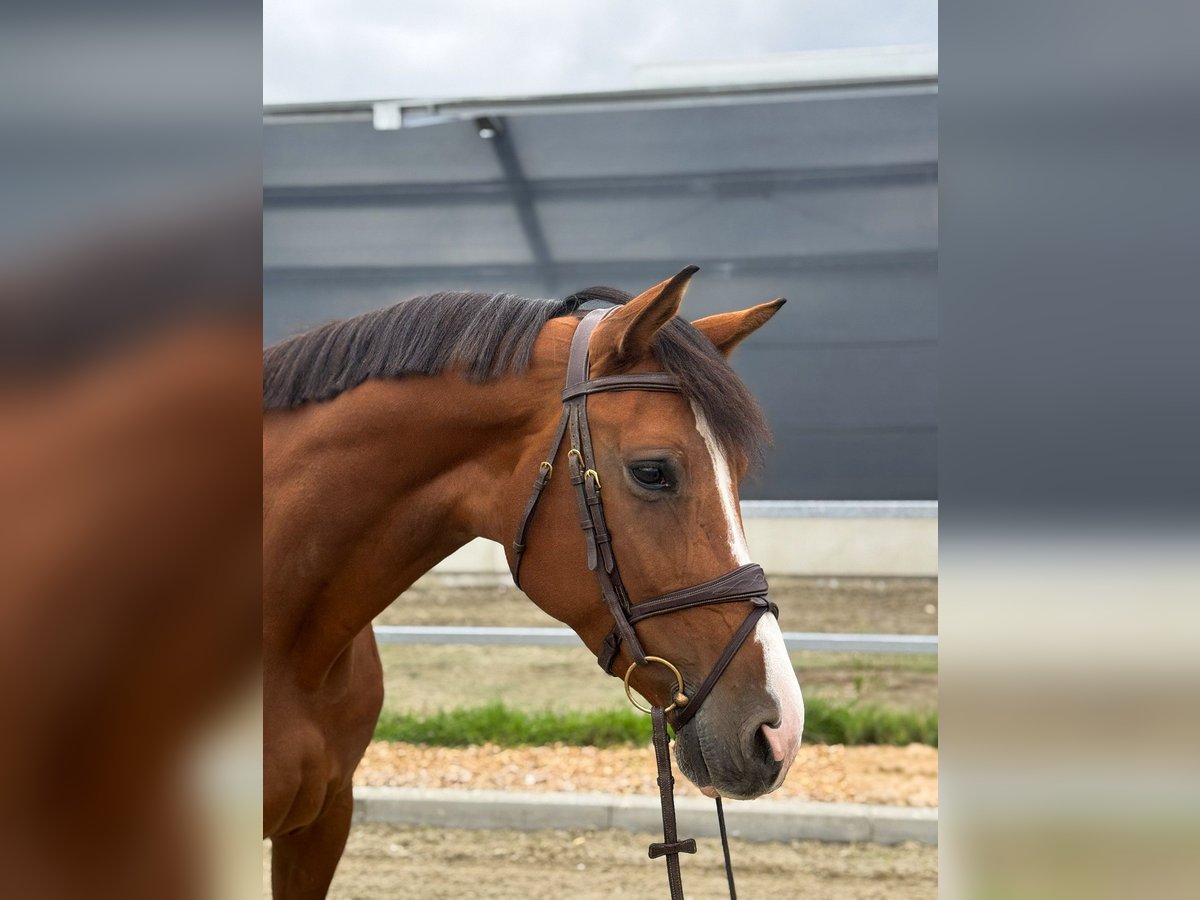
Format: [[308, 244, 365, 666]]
[[263, 287, 770, 466]]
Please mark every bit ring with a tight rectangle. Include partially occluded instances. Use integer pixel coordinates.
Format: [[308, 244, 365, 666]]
[[624, 656, 689, 715]]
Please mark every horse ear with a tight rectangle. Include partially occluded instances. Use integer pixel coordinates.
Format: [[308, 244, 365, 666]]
[[595, 265, 698, 366], [691, 298, 786, 357]]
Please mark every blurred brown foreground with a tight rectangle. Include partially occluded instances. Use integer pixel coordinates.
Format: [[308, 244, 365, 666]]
[[0, 200, 262, 899]]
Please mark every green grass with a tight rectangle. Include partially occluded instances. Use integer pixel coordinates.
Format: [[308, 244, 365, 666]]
[[375, 703, 649, 747], [802, 700, 938, 747], [374, 699, 936, 748]]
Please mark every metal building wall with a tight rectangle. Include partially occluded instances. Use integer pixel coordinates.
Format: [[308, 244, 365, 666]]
[[264, 80, 937, 500]]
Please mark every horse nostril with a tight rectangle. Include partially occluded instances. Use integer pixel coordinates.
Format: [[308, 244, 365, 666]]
[[759, 721, 791, 764], [742, 720, 776, 770]]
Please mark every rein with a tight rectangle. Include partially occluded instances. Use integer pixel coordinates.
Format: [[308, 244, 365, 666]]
[[511, 307, 780, 900]]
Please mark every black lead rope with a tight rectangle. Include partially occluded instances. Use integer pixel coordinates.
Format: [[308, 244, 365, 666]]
[[715, 797, 737, 900], [647, 706, 738, 900]]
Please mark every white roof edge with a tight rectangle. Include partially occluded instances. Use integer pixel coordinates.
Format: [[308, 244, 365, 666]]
[[263, 47, 937, 124]]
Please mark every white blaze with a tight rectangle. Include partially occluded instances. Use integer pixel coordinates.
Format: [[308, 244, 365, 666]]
[[689, 402, 751, 565], [691, 403, 805, 784]]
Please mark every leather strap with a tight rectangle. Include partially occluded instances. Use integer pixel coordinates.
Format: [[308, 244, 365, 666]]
[[674, 601, 775, 730], [596, 563, 771, 677], [715, 796, 738, 899], [561, 372, 681, 401], [628, 564, 769, 624], [513, 310, 645, 587], [565, 309, 606, 389], [565, 310, 646, 666], [648, 706, 695, 900], [511, 407, 571, 587]]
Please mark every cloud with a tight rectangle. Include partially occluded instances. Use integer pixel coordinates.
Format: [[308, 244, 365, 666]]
[[264, 0, 937, 103]]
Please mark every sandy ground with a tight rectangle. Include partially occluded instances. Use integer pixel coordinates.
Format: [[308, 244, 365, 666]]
[[377, 577, 938, 714], [264, 824, 939, 899], [356, 741, 938, 808]]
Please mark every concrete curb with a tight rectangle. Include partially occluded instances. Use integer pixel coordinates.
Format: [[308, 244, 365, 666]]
[[353, 787, 937, 846]]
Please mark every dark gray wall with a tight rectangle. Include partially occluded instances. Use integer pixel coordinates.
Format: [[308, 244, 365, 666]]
[[264, 88, 937, 500]]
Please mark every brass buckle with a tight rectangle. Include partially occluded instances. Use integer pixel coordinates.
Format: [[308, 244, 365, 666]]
[[624, 656, 689, 714], [584, 468, 602, 490]]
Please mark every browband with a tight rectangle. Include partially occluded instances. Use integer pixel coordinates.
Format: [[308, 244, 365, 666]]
[[561, 373, 681, 402]]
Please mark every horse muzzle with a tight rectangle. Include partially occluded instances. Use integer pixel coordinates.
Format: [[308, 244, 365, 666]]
[[673, 696, 800, 800]]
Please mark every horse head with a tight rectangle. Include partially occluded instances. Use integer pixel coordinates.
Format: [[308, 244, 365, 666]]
[[508, 268, 804, 800]]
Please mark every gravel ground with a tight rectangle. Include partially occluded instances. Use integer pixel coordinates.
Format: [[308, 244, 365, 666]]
[[264, 824, 939, 899], [356, 741, 938, 808]]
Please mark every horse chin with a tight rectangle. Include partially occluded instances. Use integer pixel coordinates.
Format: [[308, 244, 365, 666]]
[[672, 721, 713, 793]]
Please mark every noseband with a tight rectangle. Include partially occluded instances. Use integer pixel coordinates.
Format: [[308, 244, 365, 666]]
[[510, 306, 781, 899]]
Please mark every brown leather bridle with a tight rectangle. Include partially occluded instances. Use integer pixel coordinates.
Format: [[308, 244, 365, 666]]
[[510, 305, 780, 900]]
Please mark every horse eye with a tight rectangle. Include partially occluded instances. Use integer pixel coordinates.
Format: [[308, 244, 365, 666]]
[[630, 463, 671, 490]]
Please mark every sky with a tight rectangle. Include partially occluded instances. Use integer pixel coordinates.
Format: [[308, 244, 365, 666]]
[[263, 0, 937, 104]]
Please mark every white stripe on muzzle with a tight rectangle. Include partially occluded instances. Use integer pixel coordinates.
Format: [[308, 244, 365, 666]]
[[691, 403, 805, 784]]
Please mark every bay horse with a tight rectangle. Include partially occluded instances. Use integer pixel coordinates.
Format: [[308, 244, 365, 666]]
[[262, 268, 805, 898]]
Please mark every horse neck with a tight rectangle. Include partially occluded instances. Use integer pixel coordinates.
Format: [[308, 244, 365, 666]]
[[263, 370, 551, 675]]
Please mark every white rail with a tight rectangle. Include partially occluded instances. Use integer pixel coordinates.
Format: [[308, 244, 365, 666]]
[[373, 625, 936, 655]]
